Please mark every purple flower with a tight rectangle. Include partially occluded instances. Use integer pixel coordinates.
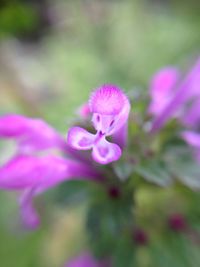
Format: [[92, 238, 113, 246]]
[[148, 67, 179, 115], [0, 114, 102, 229], [181, 131, 200, 163], [181, 99, 200, 128], [67, 84, 130, 164], [181, 131, 200, 149], [149, 58, 200, 132], [0, 114, 66, 152], [64, 252, 111, 267]]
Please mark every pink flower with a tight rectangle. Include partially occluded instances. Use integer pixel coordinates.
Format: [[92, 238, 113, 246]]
[[148, 67, 179, 115], [0, 114, 66, 152], [149, 58, 200, 132], [181, 131, 200, 163], [64, 252, 111, 267], [181, 99, 200, 128], [181, 131, 200, 149], [67, 84, 130, 164], [0, 114, 102, 229]]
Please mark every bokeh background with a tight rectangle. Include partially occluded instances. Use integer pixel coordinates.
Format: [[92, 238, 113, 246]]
[[0, 0, 200, 266]]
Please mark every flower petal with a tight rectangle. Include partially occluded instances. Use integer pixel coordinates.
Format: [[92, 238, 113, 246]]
[[92, 138, 121, 164], [19, 188, 40, 230], [150, 67, 179, 99], [0, 114, 65, 152], [181, 131, 200, 148], [0, 155, 103, 229], [0, 155, 67, 190], [0, 155, 103, 190], [181, 99, 200, 127], [149, 67, 179, 115], [77, 103, 91, 119], [67, 127, 95, 150], [150, 58, 200, 132]]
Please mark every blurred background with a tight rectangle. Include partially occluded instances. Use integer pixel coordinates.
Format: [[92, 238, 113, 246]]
[[0, 0, 200, 266]]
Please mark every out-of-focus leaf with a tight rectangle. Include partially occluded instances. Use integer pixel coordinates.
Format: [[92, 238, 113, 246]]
[[87, 202, 117, 258], [87, 187, 134, 259], [0, 3, 37, 37], [165, 146, 200, 190], [149, 232, 196, 267], [114, 162, 133, 181], [135, 160, 173, 187], [112, 236, 135, 267], [50, 180, 90, 206]]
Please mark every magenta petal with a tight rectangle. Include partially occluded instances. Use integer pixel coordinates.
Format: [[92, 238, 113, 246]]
[[67, 127, 95, 150], [150, 67, 179, 98], [0, 155, 68, 190], [19, 188, 40, 230], [181, 131, 200, 148], [65, 252, 110, 267], [78, 103, 91, 119], [0, 155, 103, 229], [92, 138, 121, 164], [112, 123, 128, 149], [149, 67, 179, 115], [92, 114, 115, 134], [0, 155, 103, 190], [181, 99, 200, 127], [0, 114, 28, 137], [0, 114, 65, 151], [151, 58, 200, 132]]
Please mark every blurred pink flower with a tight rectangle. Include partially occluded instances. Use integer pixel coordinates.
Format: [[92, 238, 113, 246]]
[[149, 58, 200, 132], [148, 67, 179, 115], [0, 114, 102, 229], [77, 103, 91, 119], [0, 114, 66, 152]]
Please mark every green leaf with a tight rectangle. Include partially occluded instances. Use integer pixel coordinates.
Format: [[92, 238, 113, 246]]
[[51, 180, 89, 206], [165, 146, 200, 190], [114, 162, 133, 181], [149, 233, 196, 267], [86, 189, 134, 259], [135, 160, 173, 187], [112, 236, 135, 267], [87, 202, 118, 258]]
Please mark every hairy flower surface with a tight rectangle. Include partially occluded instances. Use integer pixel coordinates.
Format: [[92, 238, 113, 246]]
[[67, 84, 130, 164]]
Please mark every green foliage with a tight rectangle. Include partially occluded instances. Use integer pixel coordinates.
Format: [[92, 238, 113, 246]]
[[135, 159, 173, 187], [165, 146, 200, 190], [86, 185, 134, 260], [0, 2, 38, 37]]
